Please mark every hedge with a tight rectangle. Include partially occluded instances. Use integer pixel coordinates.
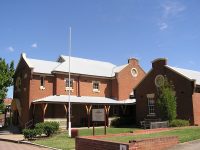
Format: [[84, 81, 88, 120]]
[[23, 121, 60, 139], [169, 119, 190, 127]]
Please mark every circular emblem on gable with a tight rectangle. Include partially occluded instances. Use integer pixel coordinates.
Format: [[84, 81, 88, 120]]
[[155, 75, 164, 87], [131, 68, 138, 77]]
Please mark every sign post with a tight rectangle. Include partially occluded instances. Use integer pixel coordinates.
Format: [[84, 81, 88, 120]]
[[92, 108, 106, 135]]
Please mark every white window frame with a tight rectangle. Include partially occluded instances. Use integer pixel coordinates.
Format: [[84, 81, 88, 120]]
[[92, 81, 100, 92], [40, 76, 45, 90], [65, 78, 74, 91], [147, 94, 155, 116]]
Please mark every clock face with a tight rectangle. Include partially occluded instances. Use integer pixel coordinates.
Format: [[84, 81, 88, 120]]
[[155, 75, 164, 87], [131, 68, 138, 77]]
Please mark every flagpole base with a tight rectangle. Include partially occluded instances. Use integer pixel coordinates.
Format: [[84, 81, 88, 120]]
[[68, 122, 71, 137]]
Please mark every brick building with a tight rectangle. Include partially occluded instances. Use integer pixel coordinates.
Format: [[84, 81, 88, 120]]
[[135, 58, 200, 125], [12, 53, 145, 128]]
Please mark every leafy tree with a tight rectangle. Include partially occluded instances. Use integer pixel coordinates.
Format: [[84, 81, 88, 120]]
[[0, 58, 15, 103], [157, 77, 177, 121]]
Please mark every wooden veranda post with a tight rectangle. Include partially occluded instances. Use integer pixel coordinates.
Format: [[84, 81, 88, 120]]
[[42, 103, 48, 121], [85, 105, 92, 128], [64, 104, 68, 129], [104, 105, 110, 127]]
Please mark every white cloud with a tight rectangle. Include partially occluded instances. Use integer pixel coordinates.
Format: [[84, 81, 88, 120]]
[[31, 43, 37, 48], [162, 1, 186, 18], [7, 46, 14, 52], [158, 0, 186, 31], [159, 22, 168, 31]]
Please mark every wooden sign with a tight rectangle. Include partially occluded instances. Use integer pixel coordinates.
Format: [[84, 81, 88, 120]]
[[92, 109, 105, 122]]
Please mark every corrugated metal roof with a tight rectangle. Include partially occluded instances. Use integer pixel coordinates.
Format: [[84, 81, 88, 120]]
[[32, 95, 135, 105], [21, 53, 130, 77], [53, 56, 116, 77], [28, 58, 60, 74], [166, 65, 200, 85]]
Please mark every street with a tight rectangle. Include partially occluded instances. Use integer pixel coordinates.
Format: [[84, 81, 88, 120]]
[[0, 141, 49, 150]]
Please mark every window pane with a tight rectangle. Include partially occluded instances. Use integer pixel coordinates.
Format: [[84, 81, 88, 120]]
[[93, 82, 99, 90], [65, 79, 73, 88]]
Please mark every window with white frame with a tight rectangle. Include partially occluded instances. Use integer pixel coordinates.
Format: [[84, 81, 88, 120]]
[[65, 78, 74, 90], [147, 94, 155, 115], [40, 76, 45, 90], [92, 81, 100, 92]]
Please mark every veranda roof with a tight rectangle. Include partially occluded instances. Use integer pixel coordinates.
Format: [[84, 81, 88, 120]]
[[32, 95, 135, 105]]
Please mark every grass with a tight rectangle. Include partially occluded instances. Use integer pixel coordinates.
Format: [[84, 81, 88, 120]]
[[33, 127, 139, 150], [33, 126, 200, 150], [104, 126, 200, 143], [34, 132, 75, 150]]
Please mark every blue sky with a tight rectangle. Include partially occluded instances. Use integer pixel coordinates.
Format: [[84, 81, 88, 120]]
[[1, 0, 200, 98]]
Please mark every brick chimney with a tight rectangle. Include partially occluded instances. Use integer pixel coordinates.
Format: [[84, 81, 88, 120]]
[[152, 58, 167, 69], [128, 58, 138, 65]]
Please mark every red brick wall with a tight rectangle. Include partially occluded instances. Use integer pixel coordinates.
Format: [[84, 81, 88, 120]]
[[131, 136, 178, 150], [54, 74, 78, 96], [136, 59, 194, 124], [79, 76, 111, 97], [192, 93, 200, 125], [76, 137, 129, 150], [75, 136, 178, 150], [29, 75, 54, 102], [13, 57, 32, 127], [117, 59, 146, 100]]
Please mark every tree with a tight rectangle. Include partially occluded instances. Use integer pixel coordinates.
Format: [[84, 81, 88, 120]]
[[0, 58, 15, 102], [157, 77, 177, 121]]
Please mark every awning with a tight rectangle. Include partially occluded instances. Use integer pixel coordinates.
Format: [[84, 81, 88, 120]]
[[32, 95, 135, 105]]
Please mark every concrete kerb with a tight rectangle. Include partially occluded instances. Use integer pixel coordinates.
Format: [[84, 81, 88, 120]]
[[21, 141, 62, 150]]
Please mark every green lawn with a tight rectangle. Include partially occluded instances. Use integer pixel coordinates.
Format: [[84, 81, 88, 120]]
[[33, 127, 139, 150], [33, 126, 200, 150], [104, 126, 200, 143]]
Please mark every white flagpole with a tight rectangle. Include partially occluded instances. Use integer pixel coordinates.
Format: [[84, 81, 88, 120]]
[[68, 27, 72, 137]]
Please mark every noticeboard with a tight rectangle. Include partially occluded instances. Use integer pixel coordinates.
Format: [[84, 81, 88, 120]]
[[92, 109, 105, 122]]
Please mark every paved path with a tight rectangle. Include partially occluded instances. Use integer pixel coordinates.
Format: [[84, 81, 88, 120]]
[[0, 141, 49, 150], [168, 139, 200, 150]]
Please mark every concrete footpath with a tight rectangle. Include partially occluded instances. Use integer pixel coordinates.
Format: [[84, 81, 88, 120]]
[[0, 134, 24, 143], [168, 139, 200, 150]]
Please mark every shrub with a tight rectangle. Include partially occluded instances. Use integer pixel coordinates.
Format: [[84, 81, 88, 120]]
[[35, 121, 59, 137], [43, 123, 55, 137], [35, 128, 43, 136], [157, 77, 177, 121], [51, 121, 59, 131], [169, 119, 190, 127], [22, 129, 37, 139], [43, 121, 59, 137], [35, 122, 45, 134]]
